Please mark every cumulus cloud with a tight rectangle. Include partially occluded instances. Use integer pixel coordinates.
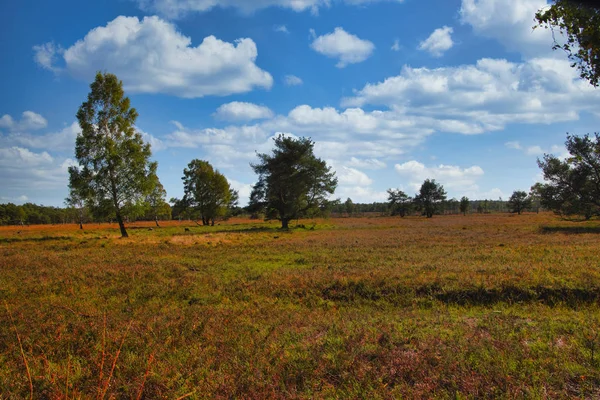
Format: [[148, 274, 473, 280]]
[[343, 57, 600, 133], [0, 147, 74, 192], [418, 26, 454, 57], [0, 111, 48, 132], [135, 0, 405, 19], [310, 27, 375, 68], [284, 75, 303, 86], [35, 16, 273, 98], [214, 102, 275, 122], [460, 0, 554, 57], [0, 122, 80, 152], [395, 160, 484, 192]]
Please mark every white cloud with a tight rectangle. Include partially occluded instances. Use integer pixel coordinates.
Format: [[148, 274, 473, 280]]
[[214, 102, 275, 122], [505, 141, 522, 150], [135, 0, 405, 19], [274, 25, 290, 34], [418, 26, 454, 57], [336, 166, 373, 186], [525, 145, 544, 156], [0, 111, 48, 132], [343, 57, 600, 133], [335, 186, 389, 203], [284, 75, 303, 86], [227, 178, 254, 206], [310, 27, 375, 68], [1, 122, 80, 152], [0, 147, 54, 167], [395, 160, 484, 193], [506, 141, 569, 158], [391, 39, 401, 51], [460, 0, 554, 57], [36, 16, 273, 98], [33, 42, 63, 72], [346, 157, 387, 169]]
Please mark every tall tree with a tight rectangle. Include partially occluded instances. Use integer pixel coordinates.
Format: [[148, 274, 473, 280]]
[[508, 190, 532, 215], [460, 196, 470, 216], [387, 189, 412, 217], [250, 135, 337, 229], [182, 160, 235, 226], [414, 179, 447, 218], [69, 72, 158, 238], [535, 1, 600, 86], [536, 133, 600, 219]]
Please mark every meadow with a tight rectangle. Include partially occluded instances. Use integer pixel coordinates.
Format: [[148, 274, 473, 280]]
[[1, 213, 600, 399]]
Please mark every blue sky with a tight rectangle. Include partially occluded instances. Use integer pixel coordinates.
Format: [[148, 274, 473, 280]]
[[1, 0, 599, 206]]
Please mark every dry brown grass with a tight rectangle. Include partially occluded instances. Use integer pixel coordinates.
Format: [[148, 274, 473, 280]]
[[1, 213, 600, 398]]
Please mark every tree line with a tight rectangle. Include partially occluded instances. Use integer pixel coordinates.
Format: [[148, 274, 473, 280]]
[[10, 63, 600, 230]]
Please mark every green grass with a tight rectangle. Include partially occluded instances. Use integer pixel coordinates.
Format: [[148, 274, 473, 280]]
[[1, 214, 600, 398]]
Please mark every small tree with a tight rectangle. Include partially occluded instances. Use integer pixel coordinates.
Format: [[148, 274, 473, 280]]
[[414, 179, 447, 218], [460, 196, 470, 216], [508, 190, 532, 215], [182, 160, 234, 226], [387, 189, 412, 217], [250, 135, 337, 229], [344, 198, 354, 217], [536, 133, 600, 219], [69, 72, 158, 238], [145, 178, 169, 227]]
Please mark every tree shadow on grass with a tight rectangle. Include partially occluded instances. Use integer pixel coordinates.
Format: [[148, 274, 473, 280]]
[[539, 226, 600, 234], [0, 236, 73, 244]]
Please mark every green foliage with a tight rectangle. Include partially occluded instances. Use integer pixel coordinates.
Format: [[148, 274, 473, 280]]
[[460, 196, 470, 215], [68, 72, 158, 237], [144, 179, 170, 225], [250, 135, 337, 228], [508, 191, 533, 215], [537, 133, 600, 219], [387, 189, 412, 217], [535, 1, 600, 86], [414, 179, 447, 218], [182, 159, 235, 226], [344, 197, 354, 217]]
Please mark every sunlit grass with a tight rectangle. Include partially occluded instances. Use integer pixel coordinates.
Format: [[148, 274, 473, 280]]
[[1, 213, 600, 398]]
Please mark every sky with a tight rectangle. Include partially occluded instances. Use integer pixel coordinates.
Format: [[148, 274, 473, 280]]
[[1, 0, 599, 207]]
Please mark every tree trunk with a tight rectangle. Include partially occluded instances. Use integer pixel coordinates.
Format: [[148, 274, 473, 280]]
[[155, 216, 160, 227], [116, 210, 128, 238], [281, 218, 290, 229], [79, 221, 83, 230]]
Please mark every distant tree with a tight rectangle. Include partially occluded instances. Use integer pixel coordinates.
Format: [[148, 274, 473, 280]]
[[65, 192, 86, 229], [460, 196, 470, 216], [182, 160, 235, 226], [508, 191, 532, 215], [536, 133, 600, 219], [414, 179, 447, 218], [535, 0, 600, 86], [249, 135, 337, 229], [387, 189, 412, 217], [68, 72, 158, 238], [344, 197, 354, 217], [529, 183, 544, 213], [145, 178, 169, 227]]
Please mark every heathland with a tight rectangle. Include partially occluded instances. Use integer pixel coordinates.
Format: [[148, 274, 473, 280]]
[[1, 213, 600, 398]]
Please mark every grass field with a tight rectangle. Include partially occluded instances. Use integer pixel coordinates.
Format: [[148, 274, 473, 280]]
[[1, 213, 600, 399]]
